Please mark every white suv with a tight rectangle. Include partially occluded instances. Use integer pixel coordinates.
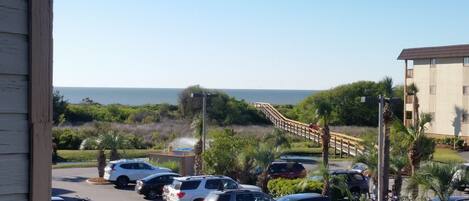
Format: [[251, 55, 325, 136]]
[[163, 175, 261, 201], [104, 159, 172, 188]]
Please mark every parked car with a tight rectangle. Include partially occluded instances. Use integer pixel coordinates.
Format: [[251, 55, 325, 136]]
[[103, 159, 172, 188], [331, 170, 369, 198], [350, 163, 368, 174], [205, 189, 274, 201], [163, 175, 261, 201], [267, 162, 306, 179], [276, 193, 330, 201], [136, 172, 181, 199], [431, 196, 469, 201]]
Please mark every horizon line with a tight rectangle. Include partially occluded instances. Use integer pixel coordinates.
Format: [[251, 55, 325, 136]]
[[53, 86, 321, 91]]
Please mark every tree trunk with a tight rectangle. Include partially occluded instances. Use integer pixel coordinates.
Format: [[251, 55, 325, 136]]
[[97, 150, 106, 178], [413, 96, 419, 128], [393, 171, 403, 199], [256, 171, 269, 193], [322, 125, 330, 167], [409, 147, 420, 199], [321, 124, 330, 196], [110, 148, 120, 161], [194, 139, 203, 175], [382, 102, 393, 200]]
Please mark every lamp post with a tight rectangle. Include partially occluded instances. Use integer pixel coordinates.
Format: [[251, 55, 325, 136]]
[[191, 92, 211, 152], [361, 96, 399, 201]]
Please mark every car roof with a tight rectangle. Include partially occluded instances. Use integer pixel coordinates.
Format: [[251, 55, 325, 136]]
[[271, 161, 301, 165], [332, 169, 359, 174], [142, 172, 180, 181], [110, 159, 147, 164], [278, 193, 324, 199], [211, 189, 258, 195], [174, 175, 232, 181]]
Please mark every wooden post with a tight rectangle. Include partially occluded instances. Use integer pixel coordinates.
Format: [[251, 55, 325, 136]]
[[30, 0, 53, 200], [340, 139, 343, 158], [334, 137, 337, 157], [347, 141, 351, 157]]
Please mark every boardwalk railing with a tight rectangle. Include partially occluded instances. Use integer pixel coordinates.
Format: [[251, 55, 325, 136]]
[[253, 102, 364, 156]]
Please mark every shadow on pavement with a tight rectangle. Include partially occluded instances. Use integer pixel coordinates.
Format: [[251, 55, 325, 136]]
[[52, 188, 75, 196], [59, 196, 92, 201], [114, 184, 136, 191], [55, 176, 89, 183]]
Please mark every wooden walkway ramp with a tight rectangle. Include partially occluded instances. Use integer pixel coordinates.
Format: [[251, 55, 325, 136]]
[[253, 102, 364, 156]]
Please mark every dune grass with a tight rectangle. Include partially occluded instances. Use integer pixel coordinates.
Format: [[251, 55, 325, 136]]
[[432, 147, 465, 163]]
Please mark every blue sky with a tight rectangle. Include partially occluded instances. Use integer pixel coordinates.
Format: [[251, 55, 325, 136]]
[[54, 1, 469, 90]]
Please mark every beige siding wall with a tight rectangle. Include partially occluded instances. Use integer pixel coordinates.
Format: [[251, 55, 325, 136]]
[[408, 57, 468, 137], [0, 0, 29, 200]]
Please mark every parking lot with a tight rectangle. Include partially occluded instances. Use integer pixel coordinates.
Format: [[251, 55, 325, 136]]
[[53, 167, 159, 201], [52, 160, 353, 201]]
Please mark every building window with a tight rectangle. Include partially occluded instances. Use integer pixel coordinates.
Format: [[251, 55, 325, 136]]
[[430, 85, 436, 95], [406, 69, 413, 78], [464, 86, 469, 95], [465, 57, 469, 67], [406, 111, 412, 119], [430, 58, 437, 68]]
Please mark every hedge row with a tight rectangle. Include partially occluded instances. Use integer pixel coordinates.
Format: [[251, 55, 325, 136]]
[[267, 178, 322, 197]]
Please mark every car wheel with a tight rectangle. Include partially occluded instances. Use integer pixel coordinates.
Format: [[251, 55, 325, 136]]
[[146, 190, 159, 200], [115, 176, 129, 188]]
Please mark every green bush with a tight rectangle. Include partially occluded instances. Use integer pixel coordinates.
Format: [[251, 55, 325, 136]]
[[149, 160, 180, 173], [53, 128, 86, 150], [293, 80, 403, 127], [267, 178, 322, 197]]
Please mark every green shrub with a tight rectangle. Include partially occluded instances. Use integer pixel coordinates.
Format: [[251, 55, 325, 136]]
[[267, 178, 322, 197], [53, 128, 86, 150], [149, 160, 180, 173]]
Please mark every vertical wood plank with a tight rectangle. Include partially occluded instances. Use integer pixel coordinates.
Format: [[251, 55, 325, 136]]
[[29, 0, 52, 200]]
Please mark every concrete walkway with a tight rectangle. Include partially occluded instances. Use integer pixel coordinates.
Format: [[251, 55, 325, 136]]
[[458, 151, 469, 162]]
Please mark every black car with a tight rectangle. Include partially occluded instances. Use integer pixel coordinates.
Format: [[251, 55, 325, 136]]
[[136, 172, 180, 199], [267, 162, 307, 179], [276, 193, 330, 201], [331, 170, 369, 198], [206, 190, 274, 201]]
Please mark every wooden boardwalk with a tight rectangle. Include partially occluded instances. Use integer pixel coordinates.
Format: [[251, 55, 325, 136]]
[[253, 102, 364, 156]]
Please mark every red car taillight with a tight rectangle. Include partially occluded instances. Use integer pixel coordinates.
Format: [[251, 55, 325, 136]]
[[177, 192, 186, 199]]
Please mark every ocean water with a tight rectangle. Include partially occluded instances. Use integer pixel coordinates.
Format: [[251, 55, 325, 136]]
[[54, 87, 317, 105]]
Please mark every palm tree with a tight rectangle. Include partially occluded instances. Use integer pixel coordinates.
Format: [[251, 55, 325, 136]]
[[191, 115, 204, 175], [390, 154, 408, 199], [81, 131, 127, 178], [394, 113, 435, 176], [315, 100, 332, 196], [253, 144, 276, 192], [407, 162, 469, 201], [299, 165, 352, 201], [264, 129, 291, 152]]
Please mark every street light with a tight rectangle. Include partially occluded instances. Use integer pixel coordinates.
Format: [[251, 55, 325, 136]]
[[361, 96, 400, 201], [191, 92, 212, 152]]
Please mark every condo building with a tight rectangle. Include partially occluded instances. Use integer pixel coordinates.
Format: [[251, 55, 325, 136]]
[[398, 44, 469, 139]]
